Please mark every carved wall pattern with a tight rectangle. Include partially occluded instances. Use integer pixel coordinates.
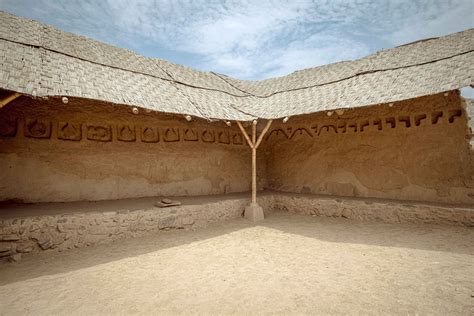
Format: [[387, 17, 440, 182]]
[[0, 109, 464, 145], [0, 118, 17, 137], [266, 109, 464, 141], [0, 117, 245, 146], [24, 118, 51, 139], [58, 122, 81, 141], [86, 124, 112, 142]]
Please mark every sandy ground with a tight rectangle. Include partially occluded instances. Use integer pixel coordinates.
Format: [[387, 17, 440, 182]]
[[0, 211, 473, 315]]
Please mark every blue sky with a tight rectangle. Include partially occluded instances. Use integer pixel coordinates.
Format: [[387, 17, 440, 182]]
[[0, 0, 473, 80]]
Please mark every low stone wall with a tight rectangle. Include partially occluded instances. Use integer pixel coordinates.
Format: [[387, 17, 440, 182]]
[[0, 196, 274, 262], [1, 192, 473, 263], [273, 194, 474, 226]]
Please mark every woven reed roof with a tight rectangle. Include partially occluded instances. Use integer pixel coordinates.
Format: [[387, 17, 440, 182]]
[[0, 11, 472, 121]]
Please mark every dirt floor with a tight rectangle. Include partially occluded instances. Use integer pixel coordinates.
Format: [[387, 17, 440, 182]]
[[0, 211, 473, 315]]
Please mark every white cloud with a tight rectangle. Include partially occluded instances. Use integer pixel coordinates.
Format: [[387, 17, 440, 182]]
[[261, 35, 369, 78], [141, 0, 372, 78], [387, 0, 474, 45]]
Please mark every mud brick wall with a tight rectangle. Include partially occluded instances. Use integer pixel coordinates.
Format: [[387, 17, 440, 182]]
[[1, 92, 472, 205], [0, 97, 256, 202], [262, 92, 474, 204]]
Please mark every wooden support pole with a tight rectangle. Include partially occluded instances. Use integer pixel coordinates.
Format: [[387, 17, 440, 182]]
[[236, 120, 273, 205], [236, 121, 253, 148], [255, 119, 273, 149], [0, 92, 21, 109], [252, 123, 257, 203]]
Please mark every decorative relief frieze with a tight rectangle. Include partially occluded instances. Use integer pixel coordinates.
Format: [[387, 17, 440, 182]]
[[141, 127, 159, 143], [414, 114, 427, 126], [117, 125, 136, 142], [183, 128, 199, 142], [58, 122, 82, 141], [337, 122, 346, 134], [385, 117, 396, 129], [218, 131, 231, 144], [290, 127, 312, 139], [318, 125, 337, 136], [448, 110, 462, 123], [163, 128, 180, 142], [398, 116, 411, 128], [265, 109, 464, 142], [24, 119, 51, 138], [231, 132, 244, 145], [1, 109, 462, 146], [265, 128, 288, 141], [359, 120, 370, 132], [0, 118, 245, 146], [201, 130, 215, 143], [373, 119, 383, 131], [431, 111, 443, 124], [86, 124, 112, 142], [0, 117, 17, 137]]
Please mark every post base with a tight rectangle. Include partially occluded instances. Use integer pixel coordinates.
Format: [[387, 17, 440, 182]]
[[244, 203, 265, 222]]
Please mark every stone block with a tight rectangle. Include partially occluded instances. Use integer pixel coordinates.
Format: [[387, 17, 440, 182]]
[[182, 216, 195, 225], [0, 243, 13, 252], [8, 253, 22, 262], [158, 216, 177, 229], [38, 238, 53, 250], [0, 250, 15, 257], [1, 234, 20, 241], [16, 242, 34, 253], [244, 203, 265, 222], [29, 224, 40, 232]]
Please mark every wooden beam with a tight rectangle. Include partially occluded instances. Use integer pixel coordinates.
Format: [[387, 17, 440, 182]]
[[237, 119, 274, 205], [255, 119, 273, 149], [0, 92, 21, 109], [236, 121, 254, 148]]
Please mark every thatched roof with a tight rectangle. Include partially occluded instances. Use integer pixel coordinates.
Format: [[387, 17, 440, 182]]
[[0, 11, 472, 121]]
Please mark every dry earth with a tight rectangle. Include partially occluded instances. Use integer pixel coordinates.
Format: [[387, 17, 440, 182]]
[[0, 211, 473, 315]]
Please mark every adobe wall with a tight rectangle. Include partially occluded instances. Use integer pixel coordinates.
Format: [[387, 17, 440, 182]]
[[262, 92, 474, 204], [0, 96, 253, 202]]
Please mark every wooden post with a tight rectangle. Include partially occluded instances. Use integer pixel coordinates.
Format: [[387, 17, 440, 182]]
[[251, 122, 257, 204], [255, 120, 273, 149], [236, 120, 273, 205], [236, 121, 253, 148], [0, 92, 21, 109]]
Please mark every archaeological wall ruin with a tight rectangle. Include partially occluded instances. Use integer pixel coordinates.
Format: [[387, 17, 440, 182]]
[[0, 96, 255, 203], [1, 91, 473, 260], [262, 92, 474, 204], [0, 91, 473, 205], [1, 192, 472, 258]]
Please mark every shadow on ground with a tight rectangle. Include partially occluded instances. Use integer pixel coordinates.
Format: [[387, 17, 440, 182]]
[[0, 211, 472, 286]]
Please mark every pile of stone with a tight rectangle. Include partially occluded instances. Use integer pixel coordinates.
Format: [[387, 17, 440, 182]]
[[0, 234, 32, 263]]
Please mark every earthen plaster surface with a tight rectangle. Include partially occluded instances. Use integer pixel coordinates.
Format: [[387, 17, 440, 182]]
[[263, 93, 474, 204]]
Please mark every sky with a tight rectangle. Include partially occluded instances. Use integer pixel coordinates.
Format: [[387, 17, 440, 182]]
[[0, 0, 473, 81]]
